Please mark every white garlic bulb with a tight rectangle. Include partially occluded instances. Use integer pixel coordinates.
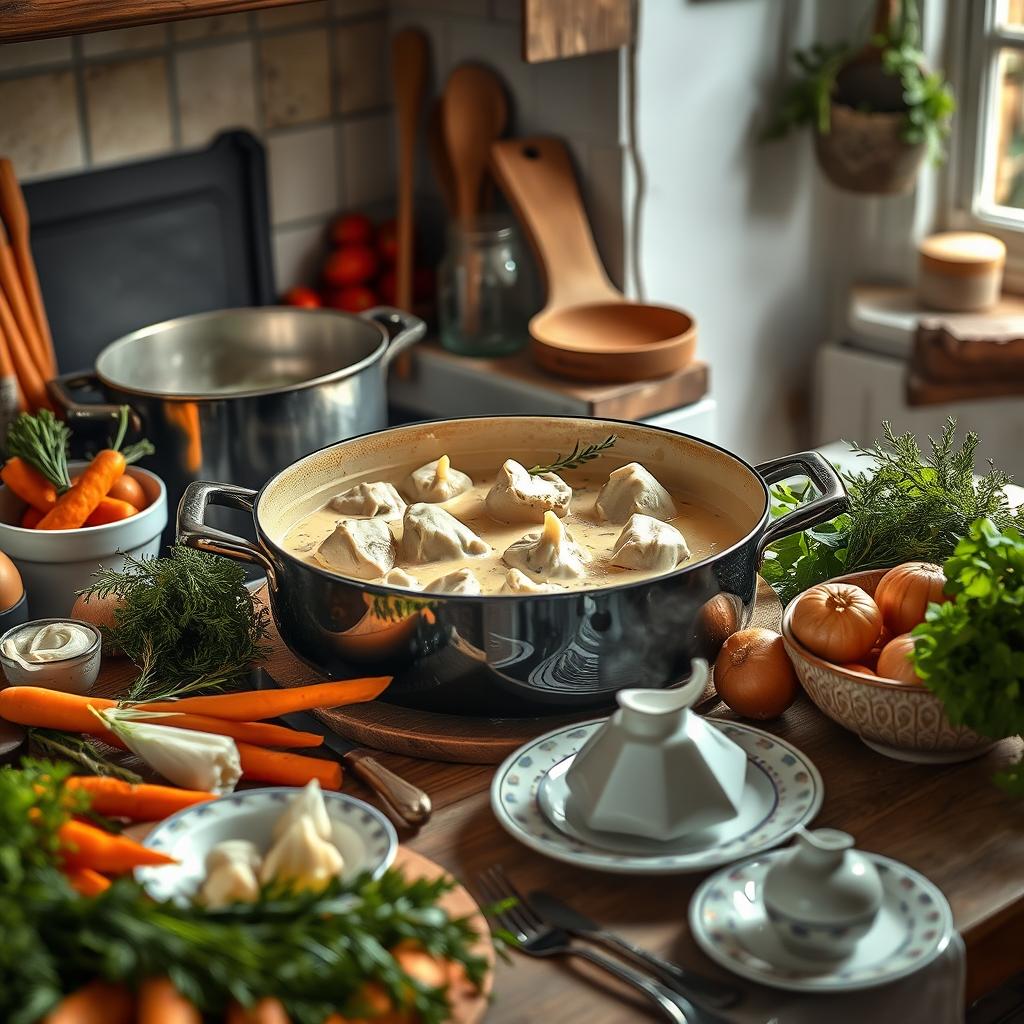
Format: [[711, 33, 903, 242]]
[[199, 860, 260, 909], [272, 779, 332, 841], [260, 815, 344, 891]]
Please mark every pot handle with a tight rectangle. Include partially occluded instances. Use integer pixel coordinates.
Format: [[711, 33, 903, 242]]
[[177, 480, 277, 587], [361, 306, 427, 368], [755, 451, 848, 555], [47, 371, 142, 433]]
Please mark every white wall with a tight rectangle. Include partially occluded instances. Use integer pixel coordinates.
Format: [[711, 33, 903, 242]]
[[634, 0, 862, 461]]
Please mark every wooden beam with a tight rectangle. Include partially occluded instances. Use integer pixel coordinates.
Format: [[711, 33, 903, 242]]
[[0, 0, 311, 44], [523, 0, 633, 63]]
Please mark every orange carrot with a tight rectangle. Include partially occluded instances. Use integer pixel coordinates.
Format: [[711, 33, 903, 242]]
[[58, 819, 176, 873], [38, 448, 126, 529], [84, 497, 138, 526], [141, 677, 392, 721], [235, 742, 343, 790], [138, 977, 202, 1024], [2, 455, 55, 509], [226, 998, 291, 1024], [64, 777, 216, 820], [0, 687, 324, 748], [43, 981, 134, 1024], [21, 505, 42, 527], [64, 866, 111, 897]]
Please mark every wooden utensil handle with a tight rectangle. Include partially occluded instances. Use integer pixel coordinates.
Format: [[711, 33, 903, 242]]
[[490, 136, 618, 313], [344, 748, 432, 827]]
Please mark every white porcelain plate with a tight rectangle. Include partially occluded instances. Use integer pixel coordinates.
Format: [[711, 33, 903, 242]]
[[690, 852, 955, 992], [491, 719, 823, 875], [137, 788, 398, 904]]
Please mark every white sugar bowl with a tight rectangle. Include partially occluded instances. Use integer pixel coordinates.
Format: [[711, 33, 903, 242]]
[[564, 659, 748, 841], [763, 828, 884, 961]]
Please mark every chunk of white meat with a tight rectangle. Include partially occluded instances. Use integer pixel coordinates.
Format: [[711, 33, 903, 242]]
[[425, 568, 482, 595], [596, 463, 676, 523], [485, 459, 572, 523], [400, 503, 490, 563], [402, 454, 473, 503], [502, 510, 589, 581], [315, 517, 396, 579], [501, 568, 566, 594], [328, 481, 406, 520], [610, 513, 690, 572]]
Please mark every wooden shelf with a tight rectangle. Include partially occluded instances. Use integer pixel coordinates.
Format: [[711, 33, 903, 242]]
[[0, 0, 311, 44]]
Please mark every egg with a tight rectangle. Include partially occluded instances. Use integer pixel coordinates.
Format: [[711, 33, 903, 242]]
[[70, 590, 125, 656], [0, 551, 24, 612]]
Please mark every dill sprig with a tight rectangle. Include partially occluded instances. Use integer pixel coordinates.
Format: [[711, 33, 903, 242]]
[[528, 434, 617, 476], [0, 762, 490, 1024], [28, 729, 142, 784], [6, 410, 73, 490], [762, 419, 1024, 604], [78, 546, 270, 702]]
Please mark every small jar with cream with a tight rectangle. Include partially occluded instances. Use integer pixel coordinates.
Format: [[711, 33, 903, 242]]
[[917, 231, 1006, 312], [0, 618, 102, 694]]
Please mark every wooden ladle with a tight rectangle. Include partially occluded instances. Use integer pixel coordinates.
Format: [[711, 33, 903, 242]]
[[490, 137, 696, 383]]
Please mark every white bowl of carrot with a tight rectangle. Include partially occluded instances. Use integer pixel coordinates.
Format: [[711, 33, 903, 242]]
[[0, 462, 167, 619]]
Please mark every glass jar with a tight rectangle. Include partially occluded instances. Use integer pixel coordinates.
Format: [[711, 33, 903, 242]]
[[438, 216, 534, 357]]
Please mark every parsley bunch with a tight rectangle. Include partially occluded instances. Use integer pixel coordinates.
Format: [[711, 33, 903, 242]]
[[912, 519, 1024, 795]]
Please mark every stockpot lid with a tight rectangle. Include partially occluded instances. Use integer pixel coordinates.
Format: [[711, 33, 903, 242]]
[[94, 307, 389, 400]]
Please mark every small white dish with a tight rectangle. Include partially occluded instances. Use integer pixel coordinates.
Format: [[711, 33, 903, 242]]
[[137, 788, 398, 904], [762, 828, 883, 961], [492, 718, 823, 875], [565, 660, 748, 841], [690, 851, 954, 993], [0, 617, 102, 693]]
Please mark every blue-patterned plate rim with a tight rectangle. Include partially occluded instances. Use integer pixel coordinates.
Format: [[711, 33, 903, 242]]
[[489, 717, 823, 875], [688, 851, 955, 993], [136, 788, 398, 901]]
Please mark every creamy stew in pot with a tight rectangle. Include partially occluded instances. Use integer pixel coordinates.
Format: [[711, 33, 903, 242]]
[[281, 453, 743, 596]]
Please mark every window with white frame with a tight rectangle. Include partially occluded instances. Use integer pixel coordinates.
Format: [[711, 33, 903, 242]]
[[956, 0, 1024, 240]]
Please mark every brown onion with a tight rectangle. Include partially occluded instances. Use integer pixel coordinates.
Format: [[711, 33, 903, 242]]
[[789, 583, 882, 663], [840, 663, 877, 676], [876, 633, 921, 685], [714, 628, 799, 719], [874, 562, 948, 635]]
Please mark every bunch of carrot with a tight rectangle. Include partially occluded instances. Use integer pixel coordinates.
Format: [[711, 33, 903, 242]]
[[0, 676, 390, 793], [3, 406, 154, 531]]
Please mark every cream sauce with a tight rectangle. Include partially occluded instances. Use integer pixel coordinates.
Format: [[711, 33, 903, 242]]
[[282, 461, 742, 596]]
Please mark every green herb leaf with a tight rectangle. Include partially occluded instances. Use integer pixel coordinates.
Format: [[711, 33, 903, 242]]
[[528, 435, 617, 476]]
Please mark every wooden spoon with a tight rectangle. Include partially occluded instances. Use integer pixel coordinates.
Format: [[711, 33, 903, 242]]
[[427, 97, 457, 216], [490, 137, 696, 383], [442, 65, 508, 225], [0, 159, 55, 377], [391, 29, 429, 314]]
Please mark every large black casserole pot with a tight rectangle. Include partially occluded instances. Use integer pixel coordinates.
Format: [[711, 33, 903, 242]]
[[177, 417, 847, 717]]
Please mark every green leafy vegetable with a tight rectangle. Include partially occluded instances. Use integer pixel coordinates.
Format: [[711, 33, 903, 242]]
[[0, 762, 490, 1024], [911, 519, 1024, 794], [29, 729, 142, 784], [6, 409, 73, 490], [761, 420, 1024, 605], [78, 546, 270, 702]]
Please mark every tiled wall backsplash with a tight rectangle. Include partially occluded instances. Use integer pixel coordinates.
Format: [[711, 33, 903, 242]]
[[0, 0, 623, 295]]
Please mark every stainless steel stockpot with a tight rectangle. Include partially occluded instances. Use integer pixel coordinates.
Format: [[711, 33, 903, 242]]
[[178, 416, 848, 718], [47, 306, 425, 514]]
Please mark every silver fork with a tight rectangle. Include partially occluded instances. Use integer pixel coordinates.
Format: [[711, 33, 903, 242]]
[[477, 866, 702, 1024]]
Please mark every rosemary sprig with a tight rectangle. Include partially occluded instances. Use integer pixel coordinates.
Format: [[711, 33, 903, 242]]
[[6, 410, 73, 490], [528, 435, 617, 476]]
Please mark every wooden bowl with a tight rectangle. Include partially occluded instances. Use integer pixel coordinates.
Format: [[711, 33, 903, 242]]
[[782, 568, 997, 764]]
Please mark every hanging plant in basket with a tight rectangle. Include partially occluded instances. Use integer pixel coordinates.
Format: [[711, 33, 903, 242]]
[[764, 0, 955, 195]]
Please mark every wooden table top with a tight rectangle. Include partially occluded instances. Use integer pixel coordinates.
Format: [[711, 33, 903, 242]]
[[92, 642, 1024, 1021]]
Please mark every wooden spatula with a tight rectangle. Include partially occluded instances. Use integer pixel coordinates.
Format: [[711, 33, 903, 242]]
[[442, 65, 508, 226]]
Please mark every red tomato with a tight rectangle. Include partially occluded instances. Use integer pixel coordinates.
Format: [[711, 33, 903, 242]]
[[376, 220, 398, 265], [377, 269, 397, 305], [329, 212, 375, 247], [282, 286, 321, 309], [323, 246, 378, 287], [325, 285, 378, 313]]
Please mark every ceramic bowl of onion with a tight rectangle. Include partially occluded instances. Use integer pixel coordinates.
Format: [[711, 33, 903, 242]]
[[782, 565, 995, 764], [137, 780, 398, 906]]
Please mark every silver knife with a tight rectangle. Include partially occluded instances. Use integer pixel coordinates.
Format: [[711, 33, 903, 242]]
[[253, 669, 432, 828], [529, 889, 741, 1011]]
